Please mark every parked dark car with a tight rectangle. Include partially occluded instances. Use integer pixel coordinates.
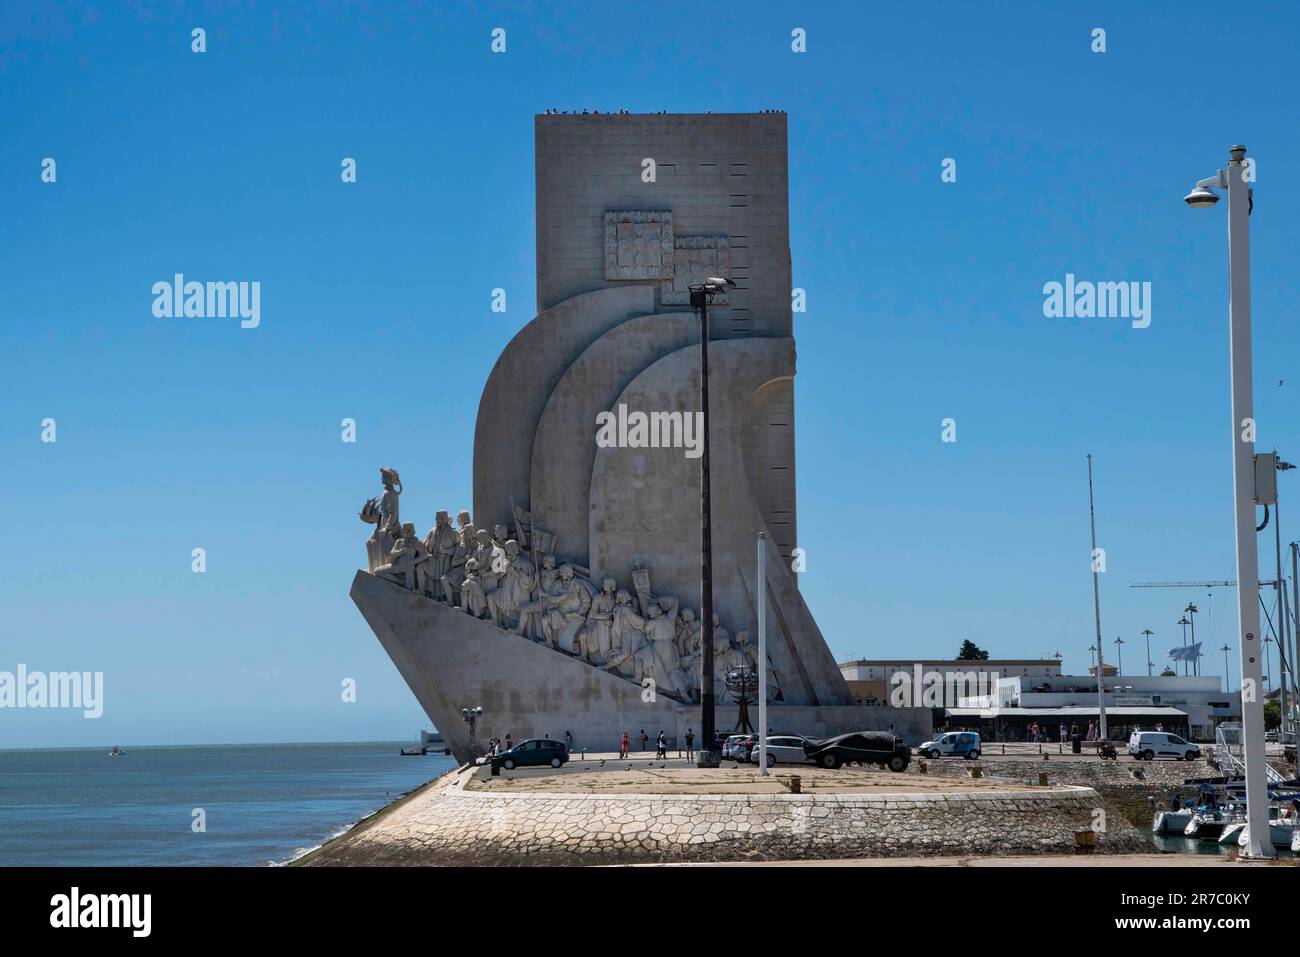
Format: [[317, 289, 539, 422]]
[[491, 738, 569, 771], [803, 732, 911, 772]]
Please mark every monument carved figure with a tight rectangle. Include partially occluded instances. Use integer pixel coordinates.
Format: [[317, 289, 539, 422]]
[[374, 522, 424, 591], [541, 564, 592, 653], [515, 554, 559, 640], [602, 589, 647, 679], [359, 466, 403, 572], [641, 596, 689, 700], [423, 510, 458, 603], [577, 577, 618, 664], [458, 558, 489, 619], [487, 540, 536, 630], [441, 517, 476, 607], [470, 528, 502, 594]]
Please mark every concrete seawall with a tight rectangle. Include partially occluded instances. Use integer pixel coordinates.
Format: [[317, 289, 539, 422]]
[[299, 767, 1148, 866]]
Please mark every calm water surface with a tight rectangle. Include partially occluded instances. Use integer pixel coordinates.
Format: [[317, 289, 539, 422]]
[[0, 742, 455, 866]]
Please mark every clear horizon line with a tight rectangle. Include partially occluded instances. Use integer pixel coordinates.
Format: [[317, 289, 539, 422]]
[[0, 737, 443, 754]]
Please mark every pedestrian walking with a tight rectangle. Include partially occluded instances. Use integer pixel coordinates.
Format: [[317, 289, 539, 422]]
[[655, 730, 667, 759], [684, 727, 695, 761], [564, 730, 573, 752], [1059, 723, 1067, 744], [619, 731, 630, 759], [639, 729, 648, 753]]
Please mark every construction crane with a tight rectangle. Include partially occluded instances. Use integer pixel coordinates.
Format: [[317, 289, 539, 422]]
[[1130, 580, 1268, 589]]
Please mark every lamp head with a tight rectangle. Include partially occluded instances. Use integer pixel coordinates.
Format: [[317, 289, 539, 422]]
[[1183, 185, 1219, 208]]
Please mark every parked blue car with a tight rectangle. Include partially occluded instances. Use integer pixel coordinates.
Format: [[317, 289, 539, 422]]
[[917, 731, 982, 760]]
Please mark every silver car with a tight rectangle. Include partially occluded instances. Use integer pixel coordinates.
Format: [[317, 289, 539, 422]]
[[750, 734, 812, 767], [722, 735, 750, 761]]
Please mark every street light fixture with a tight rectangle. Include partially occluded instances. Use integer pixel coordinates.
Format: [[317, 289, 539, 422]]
[[1114, 636, 1125, 676], [688, 276, 736, 768], [1183, 143, 1271, 857], [461, 706, 483, 763], [1183, 183, 1220, 208], [1141, 629, 1155, 677]]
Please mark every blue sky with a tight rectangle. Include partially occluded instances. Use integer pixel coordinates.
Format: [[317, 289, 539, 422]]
[[4, 1, 1300, 747]]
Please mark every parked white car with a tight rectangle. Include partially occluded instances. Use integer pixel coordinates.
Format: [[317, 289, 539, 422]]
[[1128, 731, 1201, 761], [749, 734, 811, 767], [917, 732, 981, 760]]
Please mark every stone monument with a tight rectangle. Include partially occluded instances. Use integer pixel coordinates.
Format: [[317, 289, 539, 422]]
[[350, 112, 930, 762]]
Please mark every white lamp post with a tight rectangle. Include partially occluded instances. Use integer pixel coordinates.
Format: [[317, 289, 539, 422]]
[[1184, 144, 1272, 858]]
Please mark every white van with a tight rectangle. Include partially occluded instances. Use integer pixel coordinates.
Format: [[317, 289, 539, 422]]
[[1128, 730, 1201, 761]]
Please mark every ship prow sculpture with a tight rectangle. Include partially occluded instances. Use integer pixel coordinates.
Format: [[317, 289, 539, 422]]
[[351, 112, 929, 762]]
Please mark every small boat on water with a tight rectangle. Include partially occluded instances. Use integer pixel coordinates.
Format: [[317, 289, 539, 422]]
[[1238, 802, 1300, 850], [1185, 807, 1231, 841], [1163, 785, 1232, 840], [109, 746, 124, 757], [1153, 808, 1192, 835], [1219, 821, 1246, 845]]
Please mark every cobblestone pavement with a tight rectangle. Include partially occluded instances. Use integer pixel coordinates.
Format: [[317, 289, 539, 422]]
[[469, 761, 1033, 794], [921, 755, 1218, 790]]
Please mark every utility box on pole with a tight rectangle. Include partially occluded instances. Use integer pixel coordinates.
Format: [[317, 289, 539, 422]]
[[1254, 452, 1278, 505]]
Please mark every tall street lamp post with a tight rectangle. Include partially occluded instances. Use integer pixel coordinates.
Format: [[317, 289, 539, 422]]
[[461, 706, 483, 763], [689, 276, 735, 768], [1185, 603, 1199, 676], [1183, 143, 1272, 857], [1114, 636, 1124, 676], [1087, 454, 1107, 741], [1178, 616, 1191, 676], [1141, 629, 1154, 676]]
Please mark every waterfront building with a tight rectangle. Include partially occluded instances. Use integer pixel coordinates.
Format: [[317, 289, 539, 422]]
[[839, 658, 1062, 706], [946, 673, 1240, 742]]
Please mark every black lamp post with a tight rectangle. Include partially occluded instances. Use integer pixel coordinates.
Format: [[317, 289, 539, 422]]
[[461, 706, 482, 763], [689, 276, 735, 768]]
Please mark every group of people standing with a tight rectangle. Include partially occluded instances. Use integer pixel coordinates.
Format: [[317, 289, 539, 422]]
[[618, 728, 696, 761]]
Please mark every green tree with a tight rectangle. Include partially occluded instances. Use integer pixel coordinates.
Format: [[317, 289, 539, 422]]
[[1264, 700, 1281, 730], [1160, 668, 1176, 677], [957, 639, 989, 661]]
